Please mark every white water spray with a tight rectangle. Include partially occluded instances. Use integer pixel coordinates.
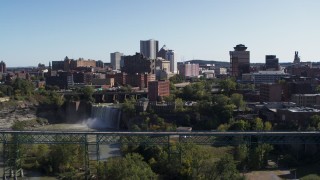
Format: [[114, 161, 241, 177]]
[[87, 104, 121, 130]]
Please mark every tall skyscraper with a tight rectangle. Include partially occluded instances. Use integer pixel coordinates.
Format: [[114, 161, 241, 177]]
[[140, 39, 159, 59], [0, 61, 7, 73], [229, 44, 250, 79], [157, 45, 176, 73], [265, 55, 279, 70], [110, 52, 124, 70]]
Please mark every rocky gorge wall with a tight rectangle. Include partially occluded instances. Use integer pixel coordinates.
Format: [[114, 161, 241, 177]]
[[0, 101, 38, 129], [0, 100, 92, 129]]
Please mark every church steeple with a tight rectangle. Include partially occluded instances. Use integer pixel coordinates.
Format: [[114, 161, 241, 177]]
[[293, 51, 300, 64], [48, 61, 52, 77]]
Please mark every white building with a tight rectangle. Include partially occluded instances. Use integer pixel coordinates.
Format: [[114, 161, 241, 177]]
[[110, 52, 124, 70], [140, 39, 159, 59], [215, 68, 227, 75]]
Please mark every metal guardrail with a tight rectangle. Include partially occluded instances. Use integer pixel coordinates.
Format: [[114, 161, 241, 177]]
[[1, 130, 320, 179]]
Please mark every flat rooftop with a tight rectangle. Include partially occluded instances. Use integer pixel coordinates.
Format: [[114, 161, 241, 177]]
[[288, 107, 320, 112]]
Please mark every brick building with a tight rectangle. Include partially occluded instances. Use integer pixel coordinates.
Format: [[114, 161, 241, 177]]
[[114, 73, 155, 89], [52, 56, 96, 71], [46, 71, 72, 89], [121, 53, 156, 75], [260, 83, 282, 102], [281, 76, 314, 101], [148, 80, 170, 101]]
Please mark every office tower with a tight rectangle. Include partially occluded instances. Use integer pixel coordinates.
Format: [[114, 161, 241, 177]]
[[140, 39, 159, 59], [96, 60, 104, 68], [167, 50, 176, 73], [110, 52, 124, 70], [0, 61, 6, 73], [293, 51, 301, 64], [157, 45, 176, 73], [265, 55, 279, 70], [230, 44, 250, 79]]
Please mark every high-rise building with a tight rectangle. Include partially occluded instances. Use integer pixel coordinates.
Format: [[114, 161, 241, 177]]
[[293, 51, 301, 64], [96, 60, 104, 68], [110, 52, 124, 70], [230, 44, 250, 79], [157, 45, 176, 73], [167, 50, 176, 73], [178, 62, 199, 78], [121, 53, 156, 74], [140, 39, 159, 59], [0, 61, 7, 73], [265, 55, 279, 70]]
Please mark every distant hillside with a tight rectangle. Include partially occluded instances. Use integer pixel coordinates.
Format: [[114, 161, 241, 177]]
[[185, 60, 230, 68]]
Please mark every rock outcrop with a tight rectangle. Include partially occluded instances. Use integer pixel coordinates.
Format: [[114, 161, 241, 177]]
[[0, 101, 38, 129]]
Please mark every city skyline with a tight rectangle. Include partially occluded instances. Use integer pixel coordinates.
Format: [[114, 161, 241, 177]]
[[1, 0, 320, 67]]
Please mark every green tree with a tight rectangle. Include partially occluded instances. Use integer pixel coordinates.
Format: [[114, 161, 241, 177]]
[[211, 155, 242, 180], [249, 144, 273, 169], [316, 85, 320, 93], [252, 117, 264, 131], [49, 143, 84, 173], [231, 93, 245, 110], [98, 153, 157, 180], [49, 91, 64, 106], [217, 123, 230, 131], [12, 78, 34, 97], [310, 115, 320, 130], [82, 86, 95, 102], [175, 98, 184, 112], [182, 85, 194, 100], [264, 121, 272, 131], [213, 94, 231, 107], [179, 143, 213, 179], [234, 144, 249, 165], [219, 78, 236, 96], [169, 74, 185, 84], [122, 98, 136, 117], [229, 120, 250, 131], [0, 85, 13, 96]]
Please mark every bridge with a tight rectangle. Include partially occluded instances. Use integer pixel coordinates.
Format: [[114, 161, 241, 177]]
[[60, 91, 148, 103], [1, 130, 320, 179]]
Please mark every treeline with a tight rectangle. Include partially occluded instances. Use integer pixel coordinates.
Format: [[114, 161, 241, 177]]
[[0, 78, 97, 107]]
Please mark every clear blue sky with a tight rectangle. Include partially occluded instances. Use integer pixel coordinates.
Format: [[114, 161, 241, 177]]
[[1, 0, 320, 67]]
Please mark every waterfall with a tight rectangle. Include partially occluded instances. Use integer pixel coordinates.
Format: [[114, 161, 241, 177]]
[[88, 104, 121, 130]]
